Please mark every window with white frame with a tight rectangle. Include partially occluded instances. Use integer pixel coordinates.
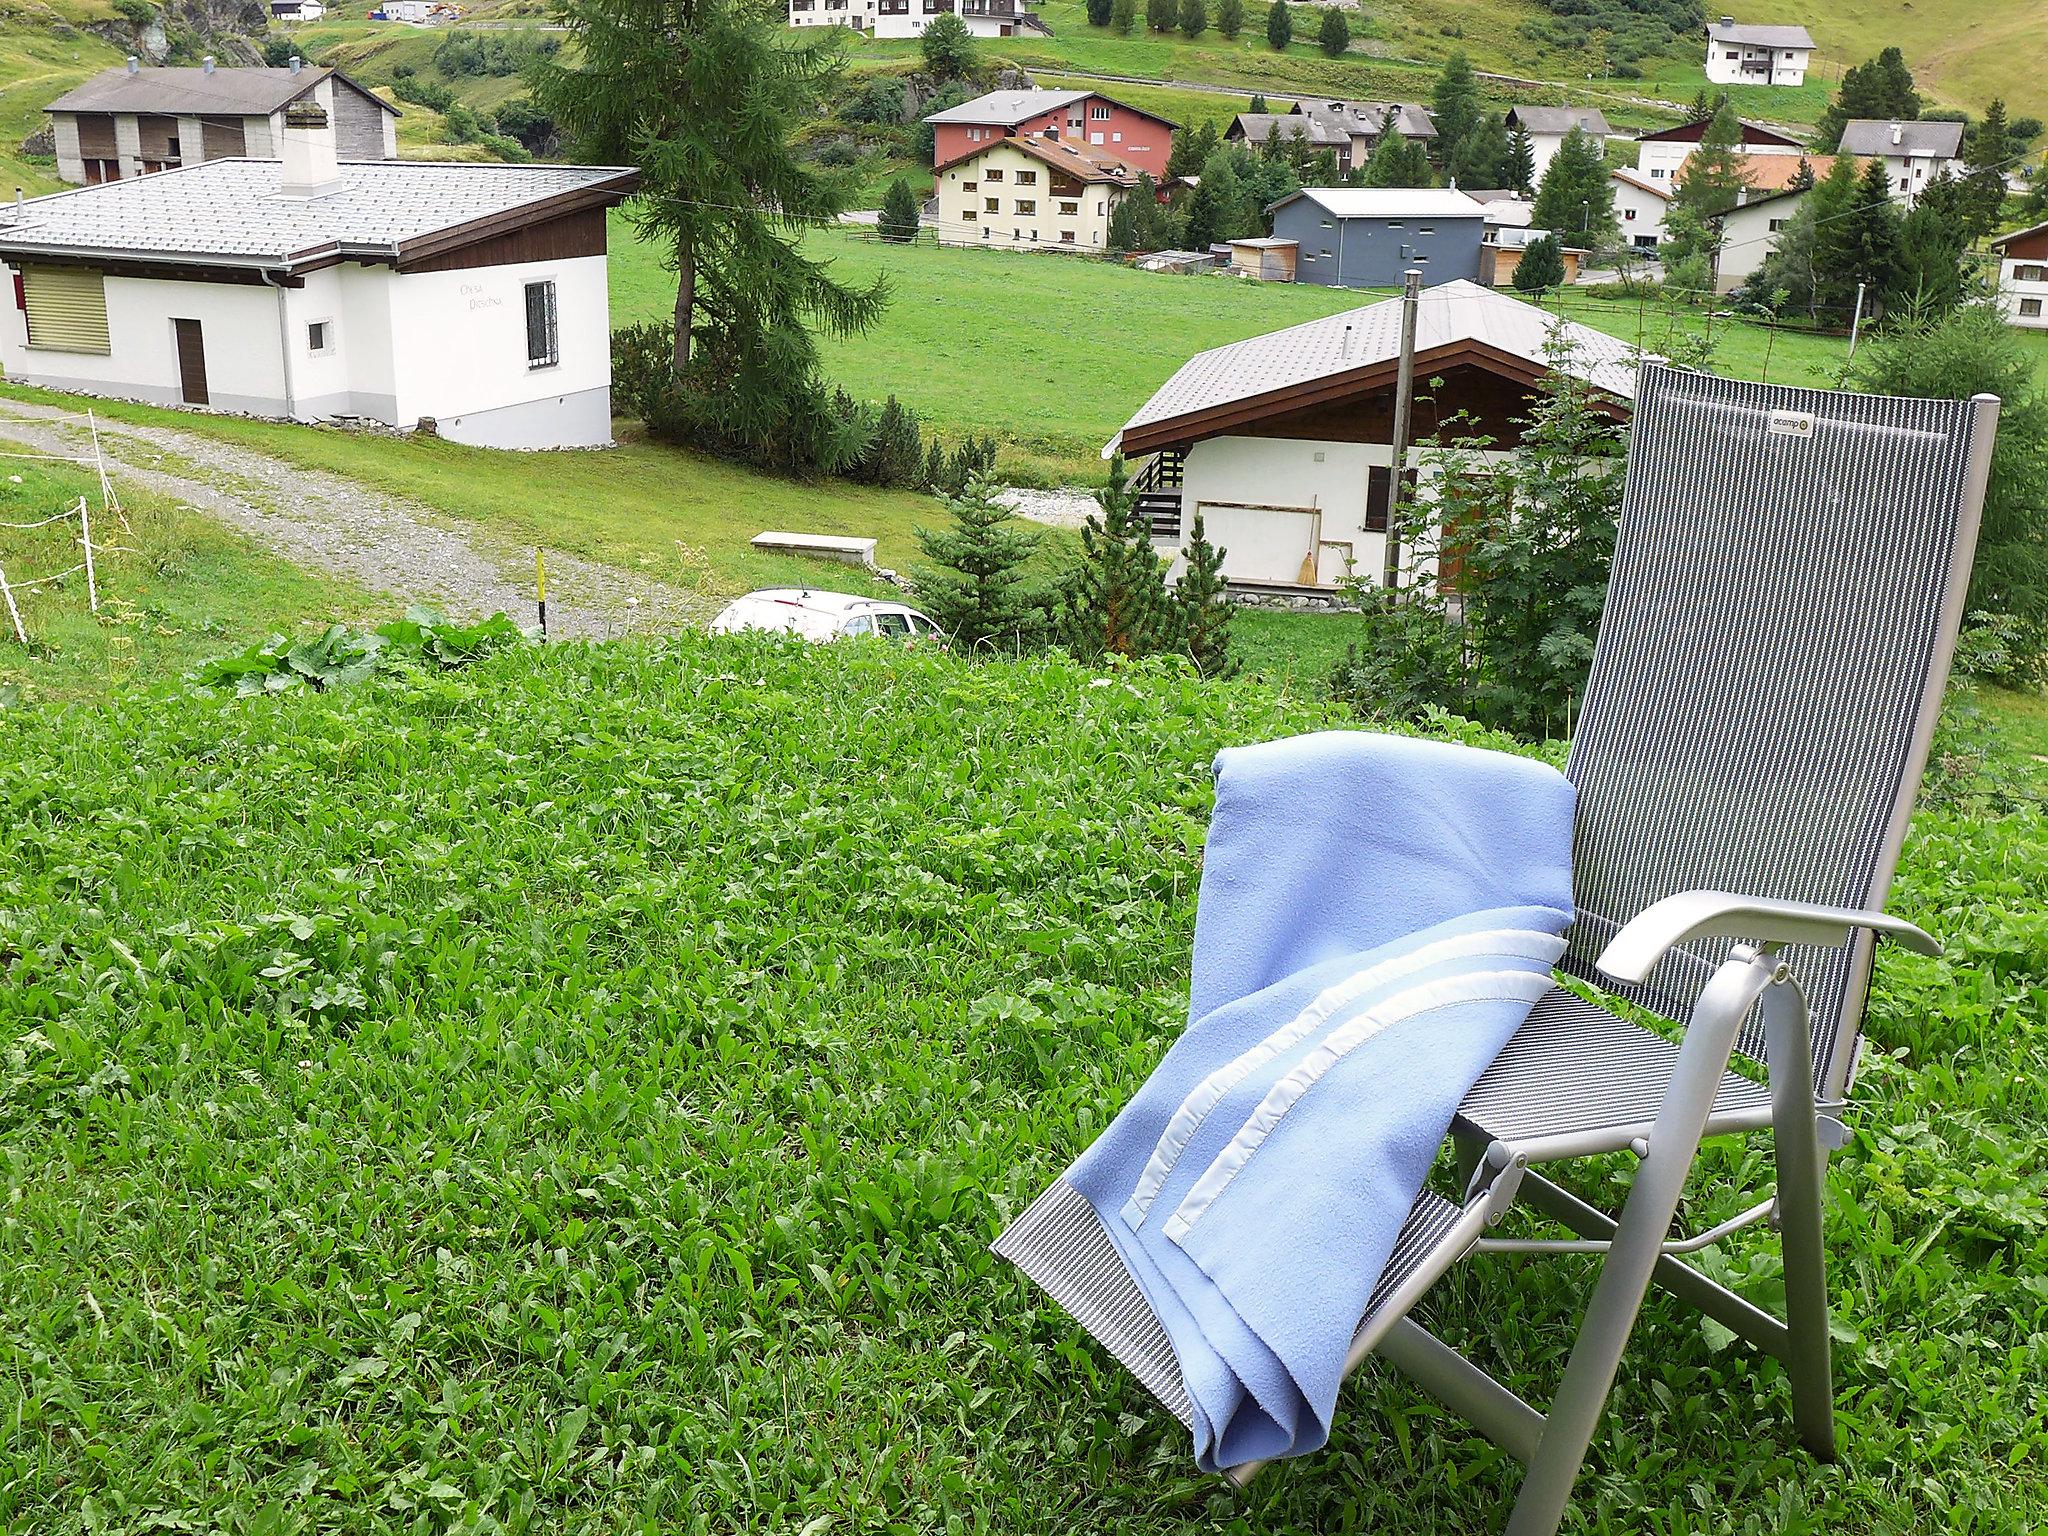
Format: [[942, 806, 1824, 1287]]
[[307, 319, 334, 354], [524, 280, 559, 370]]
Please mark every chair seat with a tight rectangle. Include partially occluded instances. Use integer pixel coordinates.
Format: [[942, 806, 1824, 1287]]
[[1454, 986, 1775, 1151], [995, 1179, 1467, 1429]]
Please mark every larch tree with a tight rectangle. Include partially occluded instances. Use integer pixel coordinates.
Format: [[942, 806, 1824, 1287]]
[[1430, 52, 1484, 179], [535, 0, 885, 436]]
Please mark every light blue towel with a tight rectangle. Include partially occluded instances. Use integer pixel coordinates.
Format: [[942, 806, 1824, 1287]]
[[1061, 730, 1575, 1471]]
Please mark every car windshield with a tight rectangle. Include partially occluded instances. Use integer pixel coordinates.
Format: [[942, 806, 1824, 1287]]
[[873, 612, 912, 637]]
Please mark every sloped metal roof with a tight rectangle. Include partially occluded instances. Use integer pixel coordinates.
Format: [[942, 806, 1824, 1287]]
[[1837, 119, 1964, 158], [46, 64, 396, 118], [1706, 20, 1816, 49], [923, 89, 1092, 125], [0, 158, 636, 270], [1507, 106, 1614, 138], [1108, 279, 1641, 453], [1271, 187, 1488, 220]]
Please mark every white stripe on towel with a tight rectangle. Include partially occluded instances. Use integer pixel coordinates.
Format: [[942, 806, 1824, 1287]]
[[1161, 968, 1561, 1244], [1119, 929, 1566, 1230]]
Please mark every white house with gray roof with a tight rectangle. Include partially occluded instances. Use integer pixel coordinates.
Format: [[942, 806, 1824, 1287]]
[[1704, 18, 1816, 87], [44, 55, 396, 185], [0, 105, 636, 449], [1107, 280, 1640, 594], [1504, 106, 1614, 183], [1837, 118, 1964, 207]]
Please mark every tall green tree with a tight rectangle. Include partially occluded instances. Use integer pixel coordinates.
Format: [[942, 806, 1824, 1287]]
[[1179, 0, 1207, 37], [535, 0, 884, 443], [1849, 304, 2048, 673], [1430, 51, 1484, 179], [1451, 111, 1509, 190], [1815, 157, 1907, 318], [878, 176, 920, 243], [1248, 90, 1267, 112], [1961, 97, 2012, 239], [1065, 458, 1178, 661], [1796, 152, 1864, 317], [1361, 112, 1433, 187], [1174, 510, 1236, 677], [1146, 0, 1175, 31], [914, 476, 1046, 653], [1530, 125, 1615, 245], [920, 11, 974, 77], [1317, 5, 1349, 55], [1816, 46, 1920, 147], [1505, 125, 1536, 194], [1661, 101, 1747, 293], [1182, 147, 1253, 246], [1110, 0, 1134, 31], [1217, 0, 1243, 38], [1085, 0, 1113, 25], [1891, 172, 1973, 313], [1265, 0, 1291, 49]]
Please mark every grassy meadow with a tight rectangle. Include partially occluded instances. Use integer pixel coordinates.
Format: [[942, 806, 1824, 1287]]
[[0, 635, 2041, 1534]]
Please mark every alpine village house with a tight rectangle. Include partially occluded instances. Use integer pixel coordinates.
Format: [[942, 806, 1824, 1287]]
[[45, 56, 396, 185], [0, 100, 639, 450], [1112, 282, 1637, 594], [926, 89, 1175, 251]]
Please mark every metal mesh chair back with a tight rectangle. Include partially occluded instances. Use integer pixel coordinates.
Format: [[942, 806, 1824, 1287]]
[[1562, 364, 1994, 1096]]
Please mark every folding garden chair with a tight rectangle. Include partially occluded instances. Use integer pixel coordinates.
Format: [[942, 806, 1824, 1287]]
[[996, 363, 2002, 1534]]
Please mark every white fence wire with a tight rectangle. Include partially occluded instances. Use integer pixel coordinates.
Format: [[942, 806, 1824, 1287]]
[[0, 409, 115, 643]]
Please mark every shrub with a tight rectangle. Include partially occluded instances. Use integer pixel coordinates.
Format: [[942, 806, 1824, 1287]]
[[1329, 591, 1470, 722], [920, 12, 974, 78], [1512, 233, 1566, 292], [843, 73, 912, 127], [111, 0, 154, 26]]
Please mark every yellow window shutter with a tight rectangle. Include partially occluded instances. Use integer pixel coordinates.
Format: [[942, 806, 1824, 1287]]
[[22, 268, 110, 355]]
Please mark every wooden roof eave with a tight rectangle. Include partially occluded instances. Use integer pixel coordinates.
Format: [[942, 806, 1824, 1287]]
[[1114, 336, 1630, 457]]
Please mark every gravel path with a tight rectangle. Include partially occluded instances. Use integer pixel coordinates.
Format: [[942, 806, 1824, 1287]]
[[999, 486, 1101, 530], [0, 399, 707, 638]]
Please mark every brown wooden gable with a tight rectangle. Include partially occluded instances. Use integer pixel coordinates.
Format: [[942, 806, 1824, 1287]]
[[1117, 337, 1629, 457], [398, 205, 608, 274], [1998, 227, 2048, 262]]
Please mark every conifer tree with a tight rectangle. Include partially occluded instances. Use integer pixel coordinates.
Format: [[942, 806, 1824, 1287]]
[[1362, 114, 1432, 187], [1146, 0, 1175, 31], [1661, 102, 1747, 292], [1065, 458, 1176, 661], [1179, 0, 1206, 37], [1317, 5, 1348, 56], [1430, 52, 1484, 179], [1086, 0, 1113, 25], [915, 476, 1046, 654], [1451, 111, 1509, 190], [1110, 0, 1134, 31], [1175, 509, 1236, 677], [919, 11, 974, 78], [878, 176, 920, 243], [1505, 126, 1536, 194], [1530, 126, 1616, 245], [1512, 232, 1566, 292], [1248, 90, 1267, 112], [1816, 47, 1919, 147], [1892, 171, 1973, 313], [1962, 98, 2012, 239], [1815, 157, 1907, 318], [1265, 0, 1291, 50], [535, 0, 884, 458], [1217, 0, 1242, 38]]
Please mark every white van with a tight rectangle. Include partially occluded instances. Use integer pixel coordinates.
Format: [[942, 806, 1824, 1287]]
[[709, 589, 946, 644]]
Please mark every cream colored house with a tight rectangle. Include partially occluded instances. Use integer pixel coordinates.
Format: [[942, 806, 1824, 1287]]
[[933, 134, 1137, 251]]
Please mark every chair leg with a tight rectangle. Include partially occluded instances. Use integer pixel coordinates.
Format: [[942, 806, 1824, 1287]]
[[1763, 979, 1838, 1462], [1503, 951, 1778, 1536]]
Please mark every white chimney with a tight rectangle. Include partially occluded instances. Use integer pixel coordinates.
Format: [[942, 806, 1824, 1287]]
[[125, 55, 140, 74], [1890, 120, 1903, 146], [289, 55, 302, 75], [278, 98, 341, 199]]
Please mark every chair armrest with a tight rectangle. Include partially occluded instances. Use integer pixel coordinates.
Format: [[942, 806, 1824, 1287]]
[[1596, 890, 1940, 986]]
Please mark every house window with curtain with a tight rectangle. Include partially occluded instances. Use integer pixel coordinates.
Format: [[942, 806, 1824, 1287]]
[[524, 280, 559, 370]]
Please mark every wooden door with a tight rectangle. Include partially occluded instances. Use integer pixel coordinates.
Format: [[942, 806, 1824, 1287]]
[[172, 318, 209, 406]]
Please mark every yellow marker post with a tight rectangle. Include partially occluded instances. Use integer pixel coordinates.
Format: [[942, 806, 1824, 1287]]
[[536, 549, 548, 639]]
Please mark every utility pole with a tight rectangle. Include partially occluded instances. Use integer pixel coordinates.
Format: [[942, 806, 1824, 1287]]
[[1381, 268, 1422, 594], [1846, 281, 1866, 360]]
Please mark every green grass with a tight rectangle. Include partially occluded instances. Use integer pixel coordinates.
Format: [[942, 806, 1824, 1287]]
[[0, 2, 125, 196], [0, 383, 963, 610], [0, 635, 2041, 1532], [0, 437, 370, 701]]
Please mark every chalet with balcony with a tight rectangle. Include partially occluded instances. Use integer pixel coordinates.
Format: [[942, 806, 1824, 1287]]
[[1502, 106, 1613, 183], [44, 56, 396, 186], [1837, 119, 1963, 208], [1633, 115, 1805, 184], [788, 0, 1047, 35], [1990, 221, 2048, 330], [1704, 18, 1816, 87]]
